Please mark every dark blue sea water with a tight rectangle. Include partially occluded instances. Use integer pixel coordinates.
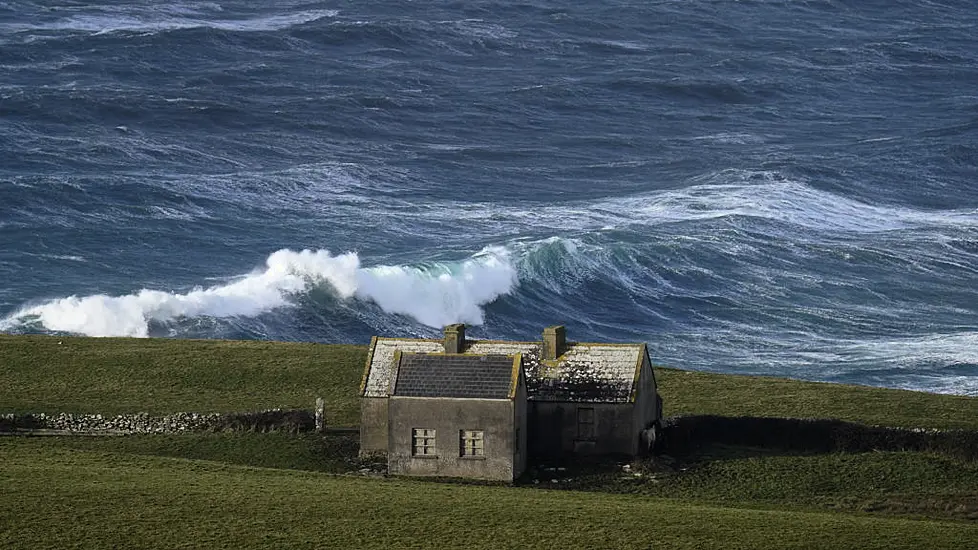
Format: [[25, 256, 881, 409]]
[[2, 1, 978, 395]]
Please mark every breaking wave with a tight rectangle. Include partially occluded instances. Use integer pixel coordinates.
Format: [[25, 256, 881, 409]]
[[0, 247, 517, 338]]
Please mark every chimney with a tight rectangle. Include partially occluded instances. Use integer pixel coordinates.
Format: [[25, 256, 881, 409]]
[[542, 325, 566, 360], [443, 324, 466, 354]]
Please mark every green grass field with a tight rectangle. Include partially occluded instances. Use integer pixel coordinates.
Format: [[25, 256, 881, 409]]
[[0, 335, 364, 425], [2, 440, 977, 550], [657, 366, 978, 430], [2, 335, 978, 548], [15, 432, 978, 522]]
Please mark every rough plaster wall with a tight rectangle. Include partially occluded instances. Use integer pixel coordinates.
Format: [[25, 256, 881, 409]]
[[629, 355, 656, 455], [388, 397, 516, 481], [646, 355, 660, 422], [514, 373, 528, 477], [592, 403, 635, 455], [530, 401, 634, 457], [359, 398, 389, 454], [633, 354, 658, 423]]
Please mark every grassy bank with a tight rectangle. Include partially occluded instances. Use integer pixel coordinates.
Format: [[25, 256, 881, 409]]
[[2, 440, 976, 550]]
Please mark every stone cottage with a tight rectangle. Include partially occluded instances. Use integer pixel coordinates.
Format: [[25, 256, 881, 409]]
[[359, 324, 662, 481]]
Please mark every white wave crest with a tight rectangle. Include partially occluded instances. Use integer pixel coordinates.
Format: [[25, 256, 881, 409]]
[[0, 248, 517, 337]]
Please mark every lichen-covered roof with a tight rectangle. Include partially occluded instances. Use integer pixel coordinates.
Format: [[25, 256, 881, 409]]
[[392, 353, 519, 399], [524, 344, 641, 402], [362, 338, 645, 403], [362, 338, 444, 398]]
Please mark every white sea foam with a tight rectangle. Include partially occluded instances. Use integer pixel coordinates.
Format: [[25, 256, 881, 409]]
[[40, 254, 86, 262], [801, 333, 978, 396], [0, 247, 517, 338], [2, 9, 338, 35], [687, 132, 766, 145], [439, 19, 517, 40], [593, 172, 978, 233], [399, 171, 978, 236], [161, 165, 978, 246], [660, 329, 978, 397], [837, 332, 978, 368]]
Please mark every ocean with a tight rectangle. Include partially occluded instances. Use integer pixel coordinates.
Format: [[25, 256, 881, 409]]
[[2, 0, 977, 395]]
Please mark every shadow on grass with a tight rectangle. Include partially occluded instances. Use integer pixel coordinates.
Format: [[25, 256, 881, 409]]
[[503, 415, 978, 496]]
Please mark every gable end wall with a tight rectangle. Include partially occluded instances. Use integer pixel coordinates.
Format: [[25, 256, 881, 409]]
[[631, 349, 659, 454]]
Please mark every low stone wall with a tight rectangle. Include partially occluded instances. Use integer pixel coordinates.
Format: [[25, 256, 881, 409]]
[[659, 415, 978, 461], [0, 409, 314, 435]]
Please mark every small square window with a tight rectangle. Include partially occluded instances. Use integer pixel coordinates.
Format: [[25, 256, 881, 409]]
[[412, 428, 436, 456], [460, 429, 485, 457]]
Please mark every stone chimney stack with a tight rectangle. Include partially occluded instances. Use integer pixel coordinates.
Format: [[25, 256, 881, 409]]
[[443, 324, 466, 354], [542, 325, 566, 360]]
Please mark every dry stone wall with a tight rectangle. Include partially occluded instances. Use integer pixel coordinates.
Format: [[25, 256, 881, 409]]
[[659, 415, 978, 461], [0, 409, 313, 435]]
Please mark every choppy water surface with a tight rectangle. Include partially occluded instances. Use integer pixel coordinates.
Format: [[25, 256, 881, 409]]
[[2, 1, 978, 395]]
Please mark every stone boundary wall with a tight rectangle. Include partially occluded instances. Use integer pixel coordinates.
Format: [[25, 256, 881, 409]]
[[659, 415, 978, 461], [0, 409, 314, 435]]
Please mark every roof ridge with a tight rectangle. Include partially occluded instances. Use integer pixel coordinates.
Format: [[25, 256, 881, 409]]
[[374, 336, 643, 347]]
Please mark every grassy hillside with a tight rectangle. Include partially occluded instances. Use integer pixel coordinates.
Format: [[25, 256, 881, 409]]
[[3, 335, 977, 429], [0, 335, 365, 425], [657, 367, 978, 430], [3, 335, 978, 548], [2, 440, 976, 550]]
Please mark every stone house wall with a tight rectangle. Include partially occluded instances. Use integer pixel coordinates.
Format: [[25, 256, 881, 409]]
[[528, 401, 635, 458], [631, 350, 661, 453], [387, 396, 524, 481], [359, 397, 389, 454]]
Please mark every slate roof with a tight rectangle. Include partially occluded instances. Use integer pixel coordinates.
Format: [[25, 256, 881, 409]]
[[362, 337, 647, 403], [392, 353, 519, 399]]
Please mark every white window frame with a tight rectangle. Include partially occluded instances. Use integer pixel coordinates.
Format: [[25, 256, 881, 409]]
[[412, 428, 436, 457], [459, 429, 485, 457]]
